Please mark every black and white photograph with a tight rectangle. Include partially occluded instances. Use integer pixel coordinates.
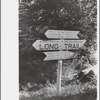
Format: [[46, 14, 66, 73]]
[[18, 0, 99, 100]]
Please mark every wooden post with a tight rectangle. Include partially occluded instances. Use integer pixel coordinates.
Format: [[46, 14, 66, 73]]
[[57, 59, 62, 95], [57, 37, 63, 95]]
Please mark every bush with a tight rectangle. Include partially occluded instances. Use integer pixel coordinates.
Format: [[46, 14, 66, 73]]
[[19, 80, 97, 100]]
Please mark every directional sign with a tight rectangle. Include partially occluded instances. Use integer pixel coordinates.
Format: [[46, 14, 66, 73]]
[[32, 40, 86, 51], [32, 30, 86, 95], [45, 30, 79, 39], [44, 51, 75, 60]]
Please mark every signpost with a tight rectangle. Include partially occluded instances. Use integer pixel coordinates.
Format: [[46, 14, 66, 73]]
[[57, 59, 62, 95], [33, 40, 86, 51], [45, 30, 79, 39], [32, 30, 86, 95], [44, 51, 75, 60]]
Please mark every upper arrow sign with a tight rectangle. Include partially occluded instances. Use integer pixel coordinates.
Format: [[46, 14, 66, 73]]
[[45, 30, 79, 39], [44, 51, 75, 60], [32, 40, 86, 51]]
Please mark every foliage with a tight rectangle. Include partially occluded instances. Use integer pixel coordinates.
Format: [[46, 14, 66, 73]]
[[19, 0, 97, 85], [19, 82, 97, 100]]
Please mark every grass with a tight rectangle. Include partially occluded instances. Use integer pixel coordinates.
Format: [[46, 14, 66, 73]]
[[19, 82, 97, 100], [19, 60, 97, 100], [46, 89, 97, 100]]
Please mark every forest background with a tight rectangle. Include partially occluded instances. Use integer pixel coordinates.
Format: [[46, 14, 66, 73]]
[[19, 0, 97, 100]]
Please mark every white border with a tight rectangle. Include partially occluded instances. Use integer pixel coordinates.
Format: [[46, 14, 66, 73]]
[[1, 0, 18, 100], [97, 0, 99, 100]]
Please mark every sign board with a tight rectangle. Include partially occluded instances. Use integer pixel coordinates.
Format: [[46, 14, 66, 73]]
[[32, 30, 86, 95], [44, 51, 75, 60], [32, 40, 86, 51], [45, 30, 79, 39]]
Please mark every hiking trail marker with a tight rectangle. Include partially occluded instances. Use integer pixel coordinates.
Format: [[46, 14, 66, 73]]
[[44, 51, 75, 60], [32, 30, 86, 95], [32, 40, 86, 51], [45, 30, 79, 39]]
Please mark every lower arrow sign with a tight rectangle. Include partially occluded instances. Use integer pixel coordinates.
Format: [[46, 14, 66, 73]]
[[44, 51, 75, 61]]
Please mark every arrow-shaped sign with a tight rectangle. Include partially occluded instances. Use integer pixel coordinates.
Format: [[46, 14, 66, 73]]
[[44, 51, 75, 60], [32, 40, 86, 51], [45, 30, 79, 39]]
